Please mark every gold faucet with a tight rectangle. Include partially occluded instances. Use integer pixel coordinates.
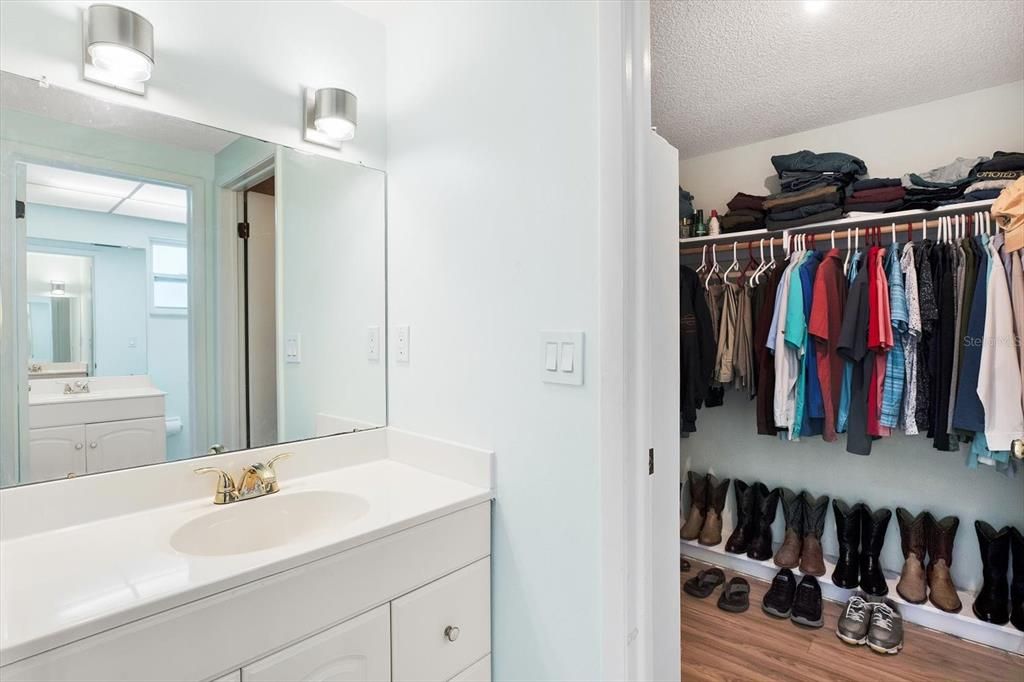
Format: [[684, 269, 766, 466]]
[[194, 453, 291, 504]]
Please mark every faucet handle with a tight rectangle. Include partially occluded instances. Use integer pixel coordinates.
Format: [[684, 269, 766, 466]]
[[261, 453, 292, 494], [194, 467, 237, 504], [266, 453, 292, 472]]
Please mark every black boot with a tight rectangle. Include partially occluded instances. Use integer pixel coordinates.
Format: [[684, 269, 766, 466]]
[[973, 521, 1011, 625], [746, 483, 780, 561], [831, 499, 862, 589], [1011, 527, 1024, 632], [859, 505, 891, 597], [724, 479, 755, 554]]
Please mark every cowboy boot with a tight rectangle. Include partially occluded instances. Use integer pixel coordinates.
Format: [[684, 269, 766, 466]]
[[746, 483, 780, 561], [680, 471, 707, 541], [831, 499, 862, 589], [724, 479, 755, 554], [1010, 527, 1024, 632], [699, 474, 731, 546], [859, 505, 891, 597], [926, 515, 962, 613], [798, 492, 829, 577], [973, 521, 1011, 624], [773, 488, 803, 569], [895, 508, 929, 604]]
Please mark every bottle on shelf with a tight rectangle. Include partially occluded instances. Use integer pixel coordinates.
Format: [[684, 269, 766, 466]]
[[694, 209, 707, 237], [708, 209, 721, 237]]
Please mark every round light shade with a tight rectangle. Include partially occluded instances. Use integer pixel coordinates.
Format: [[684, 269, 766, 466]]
[[87, 4, 154, 83], [313, 88, 357, 141]]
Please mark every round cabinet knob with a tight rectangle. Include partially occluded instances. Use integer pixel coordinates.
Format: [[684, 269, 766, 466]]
[[89, 442, 98, 449], [75, 443, 83, 450], [444, 625, 460, 642]]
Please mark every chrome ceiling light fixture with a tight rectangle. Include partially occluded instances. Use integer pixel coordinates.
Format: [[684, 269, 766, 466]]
[[83, 4, 155, 95], [303, 87, 358, 149]]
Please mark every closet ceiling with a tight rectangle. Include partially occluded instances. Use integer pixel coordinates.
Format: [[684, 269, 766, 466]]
[[652, 0, 1024, 159]]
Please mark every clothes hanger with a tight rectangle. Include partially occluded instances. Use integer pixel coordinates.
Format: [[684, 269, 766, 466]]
[[891, 222, 897, 246], [696, 244, 708, 274], [704, 244, 722, 289], [724, 241, 740, 281], [740, 239, 759, 285], [843, 228, 852, 274], [751, 238, 768, 286], [831, 229, 836, 250]]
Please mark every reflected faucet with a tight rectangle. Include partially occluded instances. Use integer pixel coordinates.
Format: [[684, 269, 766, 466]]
[[63, 380, 90, 394], [194, 453, 292, 505]]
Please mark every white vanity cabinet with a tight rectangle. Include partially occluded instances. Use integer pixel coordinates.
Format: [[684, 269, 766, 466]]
[[25, 425, 87, 481], [240, 605, 391, 682], [26, 417, 165, 482]]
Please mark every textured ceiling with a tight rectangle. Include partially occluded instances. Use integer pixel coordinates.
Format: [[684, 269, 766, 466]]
[[652, 0, 1024, 159]]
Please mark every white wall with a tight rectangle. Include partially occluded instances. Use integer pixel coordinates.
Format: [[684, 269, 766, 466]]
[[0, 1, 386, 170], [380, 2, 606, 678], [679, 80, 1024, 213]]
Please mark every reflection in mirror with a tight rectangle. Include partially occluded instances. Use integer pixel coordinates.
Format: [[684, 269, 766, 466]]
[[0, 71, 386, 487]]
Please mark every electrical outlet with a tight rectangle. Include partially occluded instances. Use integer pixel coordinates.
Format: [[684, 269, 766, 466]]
[[396, 325, 410, 363], [285, 333, 302, 364], [367, 326, 380, 361]]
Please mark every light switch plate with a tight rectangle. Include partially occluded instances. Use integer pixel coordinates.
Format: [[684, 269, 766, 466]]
[[285, 333, 302, 364], [396, 325, 410, 363], [367, 326, 380, 361], [541, 331, 583, 385]]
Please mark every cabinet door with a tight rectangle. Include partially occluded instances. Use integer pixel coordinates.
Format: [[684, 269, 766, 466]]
[[242, 605, 390, 682], [85, 417, 166, 473], [27, 425, 86, 483], [450, 655, 490, 682], [392, 558, 491, 682]]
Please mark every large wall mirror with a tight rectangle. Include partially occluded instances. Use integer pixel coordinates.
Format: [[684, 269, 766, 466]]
[[0, 71, 386, 488]]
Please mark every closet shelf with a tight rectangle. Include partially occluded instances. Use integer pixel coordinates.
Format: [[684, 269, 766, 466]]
[[680, 537, 1023, 655], [679, 199, 995, 255]]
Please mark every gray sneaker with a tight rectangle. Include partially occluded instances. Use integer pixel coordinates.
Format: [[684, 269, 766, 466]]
[[867, 599, 904, 655], [836, 593, 873, 645]]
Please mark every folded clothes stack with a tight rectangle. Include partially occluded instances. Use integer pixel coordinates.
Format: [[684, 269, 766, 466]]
[[900, 156, 987, 211], [720, 192, 767, 233], [963, 152, 1024, 201], [764, 150, 866, 227], [844, 179, 906, 213], [763, 185, 844, 229]]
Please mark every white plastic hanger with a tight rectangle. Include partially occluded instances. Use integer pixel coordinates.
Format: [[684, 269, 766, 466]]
[[704, 245, 720, 289], [891, 222, 897, 245], [696, 244, 708, 274], [751, 238, 767, 286], [843, 228, 852, 274], [830, 229, 836, 250], [724, 241, 739, 281]]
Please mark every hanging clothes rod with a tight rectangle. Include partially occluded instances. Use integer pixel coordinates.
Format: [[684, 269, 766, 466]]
[[678, 200, 994, 256]]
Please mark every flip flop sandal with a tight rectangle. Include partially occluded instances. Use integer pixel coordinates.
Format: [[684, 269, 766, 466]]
[[717, 577, 750, 613], [683, 567, 726, 598], [680, 557, 691, 573]]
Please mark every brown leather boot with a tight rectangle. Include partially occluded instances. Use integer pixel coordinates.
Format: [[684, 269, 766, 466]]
[[773, 488, 803, 568], [680, 471, 707, 541], [797, 492, 829, 577], [927, 514, 963, 613], [896, 508, 929, 604], [699, 474, 731, 546]]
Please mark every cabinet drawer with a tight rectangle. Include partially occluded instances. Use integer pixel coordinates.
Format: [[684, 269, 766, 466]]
[[392, 558, 490, 682], [450, 655, 490, 682]]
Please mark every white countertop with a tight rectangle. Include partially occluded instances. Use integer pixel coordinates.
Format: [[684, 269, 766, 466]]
[[0, 453, 492, 665]]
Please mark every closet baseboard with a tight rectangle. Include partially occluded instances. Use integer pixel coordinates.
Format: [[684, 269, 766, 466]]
[[681, 538, 1024, 655]]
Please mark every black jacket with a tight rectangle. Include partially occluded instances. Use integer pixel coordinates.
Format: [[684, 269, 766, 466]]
[[680, 265, 716, 433]]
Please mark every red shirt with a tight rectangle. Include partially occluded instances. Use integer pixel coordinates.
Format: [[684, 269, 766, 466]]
[[808, 248, 846, 442]]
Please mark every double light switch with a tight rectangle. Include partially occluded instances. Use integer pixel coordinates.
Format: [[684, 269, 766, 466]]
[[541, 331, 583, 385]]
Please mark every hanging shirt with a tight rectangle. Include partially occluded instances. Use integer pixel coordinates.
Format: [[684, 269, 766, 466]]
[[715, 282, 740, 384], [838, 256, 873, 456], [755, 266, 785, 435], [900, 243, 922, 434], [772, 257, 802, 434], [809, 248, 847, 442], [881, 243, 908, 429], [914, 241, 938, 433], [931, 244, 957, 450], [836, 251, 862, 433], [978, 237, 1024, 451], [947, 242, 966, 435], [952, 235, 989, 434], [798, 252, 825, 438], [867, 246, 892, 438]]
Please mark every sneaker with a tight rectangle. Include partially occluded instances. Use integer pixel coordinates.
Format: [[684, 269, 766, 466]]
[[762, 568, 797, 618], [790, 575, 824, 628], [866, 599, 904, 655], [836, 593, 873, 645]]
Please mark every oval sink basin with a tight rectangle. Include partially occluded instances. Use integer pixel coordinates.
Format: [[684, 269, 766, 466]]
[[170, 491, 370, 557]]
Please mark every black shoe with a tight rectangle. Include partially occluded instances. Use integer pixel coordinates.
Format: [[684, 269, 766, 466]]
[[791, 575, 824, 628], [762, 568, 797, 618]]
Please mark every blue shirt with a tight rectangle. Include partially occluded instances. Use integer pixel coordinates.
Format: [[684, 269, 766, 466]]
[[836, 251, 862, 433], [880, 243, 908, 428]]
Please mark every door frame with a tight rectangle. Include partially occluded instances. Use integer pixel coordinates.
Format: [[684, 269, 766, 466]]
[[0, 141, 211, 482]]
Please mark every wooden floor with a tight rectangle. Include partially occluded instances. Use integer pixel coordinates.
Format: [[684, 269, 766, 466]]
[[681, 559, 1023, 682]]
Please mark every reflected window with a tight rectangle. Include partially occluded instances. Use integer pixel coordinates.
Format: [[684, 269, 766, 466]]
[[151, 240, 188, 313]]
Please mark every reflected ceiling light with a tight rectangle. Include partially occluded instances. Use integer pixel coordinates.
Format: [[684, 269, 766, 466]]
[[303, 87, 358, 149], [83, 4, 154, 95], [50, 281, 66, 297], [802, 0, 830, 14]]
